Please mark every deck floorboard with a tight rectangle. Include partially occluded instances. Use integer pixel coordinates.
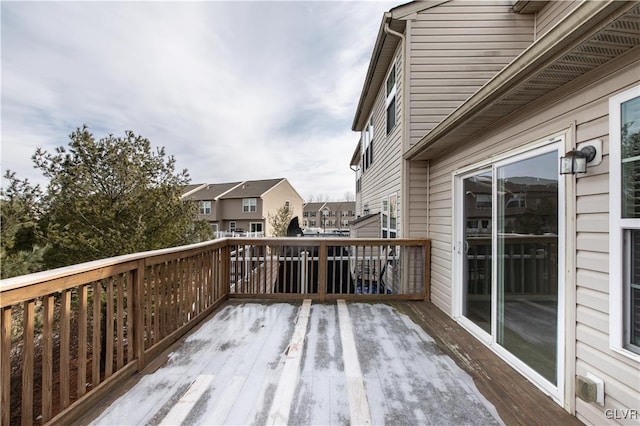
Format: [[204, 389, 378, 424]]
[[393, 301, 583, 426], [85, 300, 582, 425]]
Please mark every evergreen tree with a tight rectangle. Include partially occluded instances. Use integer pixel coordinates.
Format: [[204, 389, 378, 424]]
[[30, 125, 213, 268]]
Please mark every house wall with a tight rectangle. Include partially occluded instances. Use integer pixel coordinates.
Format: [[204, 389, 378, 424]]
[[350, 215, 381, 238], [405, 159, 429, 238], [535, 0, 581, 40], [220, 198, 264, 229], [358, 43, 404, 234], [423, 47, 640, 424], [408, 0, 534, 146], [262, 180, 304, 237]]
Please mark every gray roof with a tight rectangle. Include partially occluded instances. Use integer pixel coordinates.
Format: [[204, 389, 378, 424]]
[[221, 178, 285, 199], [183, 182, 242, 201]]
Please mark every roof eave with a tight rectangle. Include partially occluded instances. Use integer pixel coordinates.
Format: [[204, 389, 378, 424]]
[[405, 0, 638, 161]]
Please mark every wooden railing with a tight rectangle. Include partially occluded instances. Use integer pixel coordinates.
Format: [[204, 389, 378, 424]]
[[0, 237, 429, 425]]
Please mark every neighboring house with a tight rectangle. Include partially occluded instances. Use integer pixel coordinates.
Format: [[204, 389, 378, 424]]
[[351, 1, 640, 424], [302, 201, 356, 233], [182, 178, 303, 237]]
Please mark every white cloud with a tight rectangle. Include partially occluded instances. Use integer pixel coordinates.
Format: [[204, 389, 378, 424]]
[[1, 1, 395, 200]]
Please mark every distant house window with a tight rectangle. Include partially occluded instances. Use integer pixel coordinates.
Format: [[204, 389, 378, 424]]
[[386, 64, 397, 135], [211, 223, 218, 233], [609, 84, 640, 356], [229, 221, 236, 232], [285, 200, 290, 210], [242, 198, 257, 213], [476, 194, 492, 209], [505, 193, 526, 209], [311, 211, 316, 217], [250, 222, 263, 233], [303, 211, 309, 217], [310, 220, 316, 226], [199, 200, 211, 215]]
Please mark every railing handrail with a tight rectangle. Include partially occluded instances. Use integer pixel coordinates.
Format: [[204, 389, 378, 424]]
[[0, 237, 429, 293]]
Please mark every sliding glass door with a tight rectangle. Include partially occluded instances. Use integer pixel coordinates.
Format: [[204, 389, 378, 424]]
[[461, 171, 493, 334], [456, 144, 561, 391]]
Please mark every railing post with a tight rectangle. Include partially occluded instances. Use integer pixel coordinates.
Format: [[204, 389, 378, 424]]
[[318, 242, 327, 303], [133, 259, 146, 371], [424, 240, 431, 302]]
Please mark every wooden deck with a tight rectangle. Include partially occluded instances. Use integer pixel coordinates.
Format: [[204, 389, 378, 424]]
[[83, 300, 582, 426], [393, 301, 583, 426]]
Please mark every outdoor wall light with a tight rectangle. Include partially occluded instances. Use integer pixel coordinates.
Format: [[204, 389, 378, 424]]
[[560, 145, 597, 175]]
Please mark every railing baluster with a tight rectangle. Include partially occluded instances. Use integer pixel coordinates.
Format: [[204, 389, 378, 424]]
[[105, 279, 114, 378], [134, 260, 146, 371], [78, 285, 88, 397], [42, 295, 54, 422], [127, 270, 134, 365], [60, 289, 71, 409], [117, 275, 125, 369], [92, 282, 101, 386], [1, 306, 12, 425], [22, 300, 35, 426]]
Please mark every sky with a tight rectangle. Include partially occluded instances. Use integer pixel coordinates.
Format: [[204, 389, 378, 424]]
[[1, 0, 396, 202]]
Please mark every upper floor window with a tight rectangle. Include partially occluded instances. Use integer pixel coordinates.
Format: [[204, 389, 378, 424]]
[[242, 198, 257, 213], [386, 64, 397, 135], [285, 200, 291, 210], [609, 84, 640, 357], [199, 200, 211, 215], [362, 116, 374, 172]]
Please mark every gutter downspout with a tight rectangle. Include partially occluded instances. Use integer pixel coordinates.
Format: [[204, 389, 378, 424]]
[[384, 20, 410, 239]]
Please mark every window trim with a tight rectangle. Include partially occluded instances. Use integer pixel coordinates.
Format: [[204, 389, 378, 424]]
[[242, 198, 257, 213], [199, 200, 212, 215], [609, 84, 640, 360]]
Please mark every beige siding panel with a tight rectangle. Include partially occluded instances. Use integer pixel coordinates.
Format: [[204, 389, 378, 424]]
[[535, 1, 581, 40], [577, 287, 609, 315], [576, 250, 609, 275], [576, 232, 609, 253], [576, 213, 609, 234], [407, 160, 429, 237], [576, 115, 609, 142], [409, 0, 534, 144], [576, 173, 611, 197], [576, 268, 609, 293], [576, 304, 608, 335], [576, 332, 640, 387], [576, 193, 609, 214]]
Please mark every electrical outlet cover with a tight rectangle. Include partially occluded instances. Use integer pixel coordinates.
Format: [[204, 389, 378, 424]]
[[585, 372, 604, 406]]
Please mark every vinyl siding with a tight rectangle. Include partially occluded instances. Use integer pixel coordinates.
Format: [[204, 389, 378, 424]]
[[358, 43, 404, 232], [409, 0, 534, 145], [535, 0, 581, 40], [423, 49, 640, 422], [406, 160, 429, 238]]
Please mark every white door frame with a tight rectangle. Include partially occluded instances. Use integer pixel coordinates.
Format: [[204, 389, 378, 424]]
[[452, 138, 566, 404]]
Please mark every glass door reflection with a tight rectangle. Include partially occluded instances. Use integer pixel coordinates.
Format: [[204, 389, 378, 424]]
[[462, 171, 493, 334]]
